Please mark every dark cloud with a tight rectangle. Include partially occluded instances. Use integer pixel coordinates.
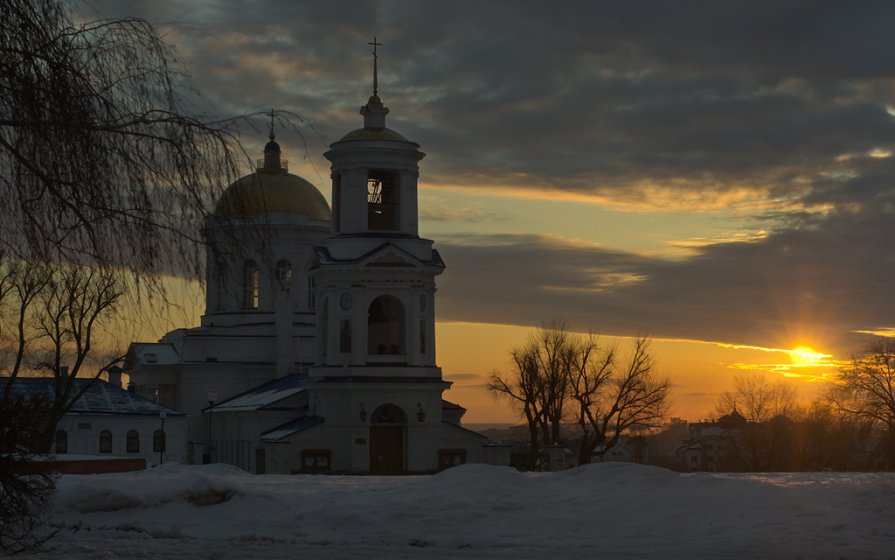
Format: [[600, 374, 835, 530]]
[[73, 1, 895, 354], [436, 199, 895, 355], [79, 1, 895, 205]]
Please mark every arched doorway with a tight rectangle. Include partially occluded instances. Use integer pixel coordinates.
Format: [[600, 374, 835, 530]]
[[369, 403, 406, 475]]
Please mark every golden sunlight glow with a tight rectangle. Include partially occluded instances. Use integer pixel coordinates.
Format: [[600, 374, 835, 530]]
[[787, 346, 828, 366]]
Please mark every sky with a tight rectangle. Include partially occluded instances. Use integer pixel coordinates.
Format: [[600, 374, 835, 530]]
[[81, 0, 895, 423]]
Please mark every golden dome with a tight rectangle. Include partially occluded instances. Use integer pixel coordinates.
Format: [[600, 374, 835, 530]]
[[338, 127, 409, 142], [215, 170, 331, 221]]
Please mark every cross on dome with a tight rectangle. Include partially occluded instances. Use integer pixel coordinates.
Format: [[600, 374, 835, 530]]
[[360, 38, 389, 128], [262, 108, 283, 171], [265, 108, 278, 140], [368, 37, 382, 96]]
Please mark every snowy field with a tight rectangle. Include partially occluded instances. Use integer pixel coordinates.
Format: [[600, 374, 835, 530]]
[[38, 463, 895, 559]]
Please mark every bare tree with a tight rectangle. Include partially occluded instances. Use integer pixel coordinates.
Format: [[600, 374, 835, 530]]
[[789, 401, 866, 471], [0, 0, 275, 549], [716, 374, 798, 423], [568, 337, 670, 465], [0, 257, 123, 449], [531, 324, 572, 446], [0, 393, 57, 555], [829, 338, 895, 467], [32, 267, 124, 449], [0, 0, 245, 282], [715, 374, 798, 471], [489, 341, 546, 469], [491, 325, 670, 469], [489, 323, 580, 468]]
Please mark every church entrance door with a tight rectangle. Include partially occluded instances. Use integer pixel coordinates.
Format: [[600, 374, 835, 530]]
[[370, 425, 404, 474], [369, 404, 406, 475]]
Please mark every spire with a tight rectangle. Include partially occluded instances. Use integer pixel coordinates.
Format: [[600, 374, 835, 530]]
[[361, 37, 389, 129], [369, 37, 381, 97], [262, 108, 283, 171], [266, 108, 277, 141]]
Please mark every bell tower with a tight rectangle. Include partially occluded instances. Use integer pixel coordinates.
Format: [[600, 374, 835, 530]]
[[309, 38, 444, 377], [327, 44, 422, 238], [306, 40, 449, 473]]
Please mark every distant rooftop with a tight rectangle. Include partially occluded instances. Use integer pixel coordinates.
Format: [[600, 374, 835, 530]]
[[1, 377, 183, 416]]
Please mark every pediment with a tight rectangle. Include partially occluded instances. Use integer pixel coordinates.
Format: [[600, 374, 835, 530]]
[[366, 251, 415, 267]]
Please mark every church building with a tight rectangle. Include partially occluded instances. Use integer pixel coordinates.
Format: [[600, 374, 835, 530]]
[[124, 49, 501, 474]]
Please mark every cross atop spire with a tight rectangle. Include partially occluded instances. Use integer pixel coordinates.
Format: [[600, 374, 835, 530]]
[[265, 108, 278, 140], [368, 37, 382, 96]]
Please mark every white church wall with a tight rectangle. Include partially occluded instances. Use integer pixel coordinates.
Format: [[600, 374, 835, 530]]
[[438, 424, 489, 465], [178, 363, 278, 443], [263, 425, 330, 474], [204, 217, 328, 316], [211, 408, 300, 473], [54, 413, 188, 467], [295, 383, 453, 473]]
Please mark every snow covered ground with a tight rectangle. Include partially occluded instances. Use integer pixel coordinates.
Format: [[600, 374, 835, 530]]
[[38, 463, 895, 559]]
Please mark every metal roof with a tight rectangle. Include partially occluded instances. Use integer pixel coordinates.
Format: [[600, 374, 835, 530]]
[[210, 374, 306, 413], [261, 416, 324, 442], [1, 377, 183, 416]]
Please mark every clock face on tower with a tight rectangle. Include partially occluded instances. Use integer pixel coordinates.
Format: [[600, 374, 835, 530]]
[[340, 291, 353, 311]]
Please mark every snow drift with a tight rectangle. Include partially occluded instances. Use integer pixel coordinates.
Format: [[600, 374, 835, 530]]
[[45, 462, 895, 559]]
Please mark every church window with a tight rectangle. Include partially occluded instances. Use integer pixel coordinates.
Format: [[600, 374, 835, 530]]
[[367, 295, 405, 356], [54, 430, 68, 454], [127, 430, 140, 453], [99, 430, 112, 453], [420, 320, 426, 354], [367, 169, 398, 231], [340, 320, 352, 353], [308, 277, 316, 310], [332, 172, 342, 233], [215, 262, 228, 311], [243, 260, 259, 309], [276, 260, 293, 284], [153, 429, 166, 453]]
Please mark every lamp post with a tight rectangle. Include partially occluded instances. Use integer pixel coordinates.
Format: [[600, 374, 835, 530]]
[[205, 390, 217, 464], [159, 410, 167, 465]]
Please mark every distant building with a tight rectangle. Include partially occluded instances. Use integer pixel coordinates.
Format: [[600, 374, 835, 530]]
[[676, 410, 747, 472], [1, 377, 186, 467]]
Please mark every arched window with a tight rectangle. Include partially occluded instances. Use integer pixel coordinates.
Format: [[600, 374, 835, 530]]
[[367, 170, 398, 230], [153, 429, 166, 453], [126, 430, 140, 453], [243, 260, 259, 309], [215, 262, 228, 311], [368, 295, 405, 355], [276, 260, 293, 284], [54, 430, 68, 454], [371, 403, 407, 424], [99, 430, 112, 453], [340, 320, 352, 353]]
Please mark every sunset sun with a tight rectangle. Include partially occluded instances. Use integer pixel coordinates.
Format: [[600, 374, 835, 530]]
[[788, 346, 828, 366]]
